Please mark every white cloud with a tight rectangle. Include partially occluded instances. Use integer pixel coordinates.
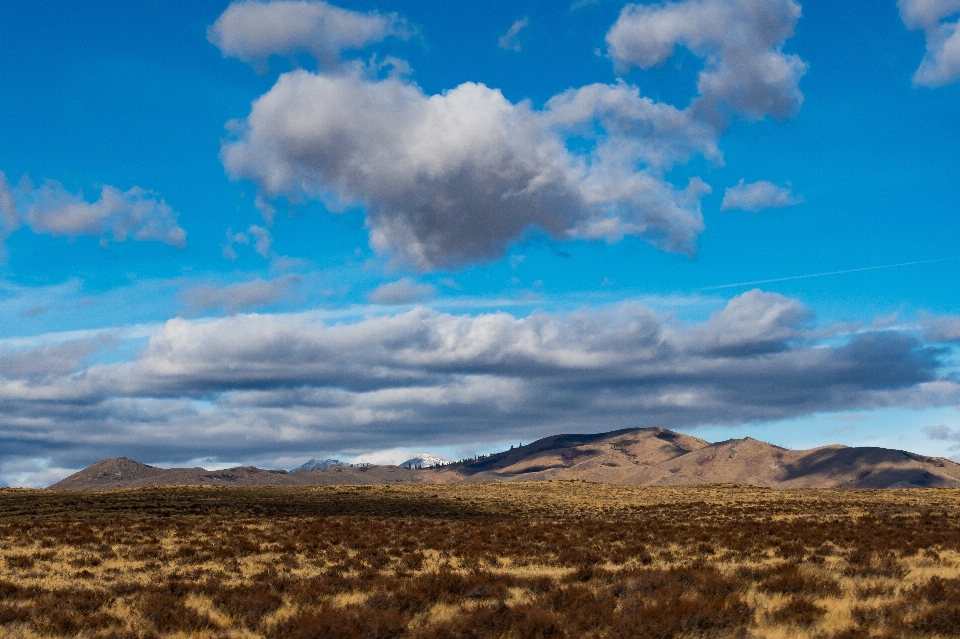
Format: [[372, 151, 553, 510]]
[[368, 278, 436, 304], [900, 0, 960, 26], [499, 18, 529, 52], [12, 177, 186, 248], [0, 172, 186, 255], [684, 288, 810, 355], [222, 70, 714, 268], [606, 0, 807, 122], [544, 81, 721, 169], [720, 179, 803, 211], [208, 0, 410, 67], [899, 0, 960, 86], [0, 458, 82, 491]]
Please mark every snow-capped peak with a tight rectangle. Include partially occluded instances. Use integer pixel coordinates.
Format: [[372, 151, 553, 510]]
[[400, 453, 451, 469], [291, 458, 342, 472]]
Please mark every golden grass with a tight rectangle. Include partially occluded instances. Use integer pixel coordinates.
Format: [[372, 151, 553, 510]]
[[0, 483, 959, 637]]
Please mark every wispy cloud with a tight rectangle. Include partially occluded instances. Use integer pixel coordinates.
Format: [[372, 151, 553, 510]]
[[498, 18, 529, 52], [368, 278, 435, 304], [179, 275, 299, 314]]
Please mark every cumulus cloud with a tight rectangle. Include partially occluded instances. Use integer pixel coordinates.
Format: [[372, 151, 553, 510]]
[[606, 0, 807, 122], [179, 275, 298, 314], [720, 179, 803, 211], [368, 278, 436, 304], [3, 176, 186, 249], [208, 0, 409, 67], [899, 0, 960, 86], [498, 18, 529, 52], [684, 289, 810, 355], [223, 70, 713, 268], [0, 290, 953, 484]]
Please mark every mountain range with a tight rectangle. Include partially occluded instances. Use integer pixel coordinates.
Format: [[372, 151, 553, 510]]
[[49, 427, 960, 490]]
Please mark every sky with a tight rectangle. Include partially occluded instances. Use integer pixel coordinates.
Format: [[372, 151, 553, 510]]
[[2, 0, 960, 487]]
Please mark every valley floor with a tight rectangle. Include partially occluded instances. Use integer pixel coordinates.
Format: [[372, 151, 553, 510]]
[[1, 483, 959, 638]]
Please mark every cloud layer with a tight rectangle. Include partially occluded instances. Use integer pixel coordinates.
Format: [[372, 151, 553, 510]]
[[0, 290, 954, 485], [216, 0, 807, 270]]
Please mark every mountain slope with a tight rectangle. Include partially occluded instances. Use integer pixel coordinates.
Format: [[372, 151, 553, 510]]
[[427, 427, 710, 483]]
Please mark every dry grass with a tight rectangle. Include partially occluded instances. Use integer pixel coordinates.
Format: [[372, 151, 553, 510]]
[[0, 483, 959, 637]]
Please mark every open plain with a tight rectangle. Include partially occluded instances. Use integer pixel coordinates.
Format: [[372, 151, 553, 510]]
[[1, 483, 960, 638]]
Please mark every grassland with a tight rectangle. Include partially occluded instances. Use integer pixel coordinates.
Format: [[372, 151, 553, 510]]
[[1, 482, 960, 638]]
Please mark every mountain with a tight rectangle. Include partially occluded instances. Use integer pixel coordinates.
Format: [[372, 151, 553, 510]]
[[400, 454, 451, 469], [48, 427, 960, 489], [50, 458, 305, 490], [291, 458, 343, 472], [427, 428, 960, 488]]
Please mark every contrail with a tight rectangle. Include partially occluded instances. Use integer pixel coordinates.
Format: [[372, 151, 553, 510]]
[[697, 257, 960, 292]]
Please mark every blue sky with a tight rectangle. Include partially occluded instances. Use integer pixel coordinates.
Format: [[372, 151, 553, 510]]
[[3, 0, 960, 486]]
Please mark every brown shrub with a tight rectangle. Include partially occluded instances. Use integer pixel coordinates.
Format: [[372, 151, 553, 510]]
[[268, 603, 405, 639], [4, 555, 34, 569], [768, 596, 826, 627], [139, 591, 212, 633], [906, 603, 960, 635], [742, 562, 840, 597], [212, 583, 284, 628], [421, 602, 567, 639]]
